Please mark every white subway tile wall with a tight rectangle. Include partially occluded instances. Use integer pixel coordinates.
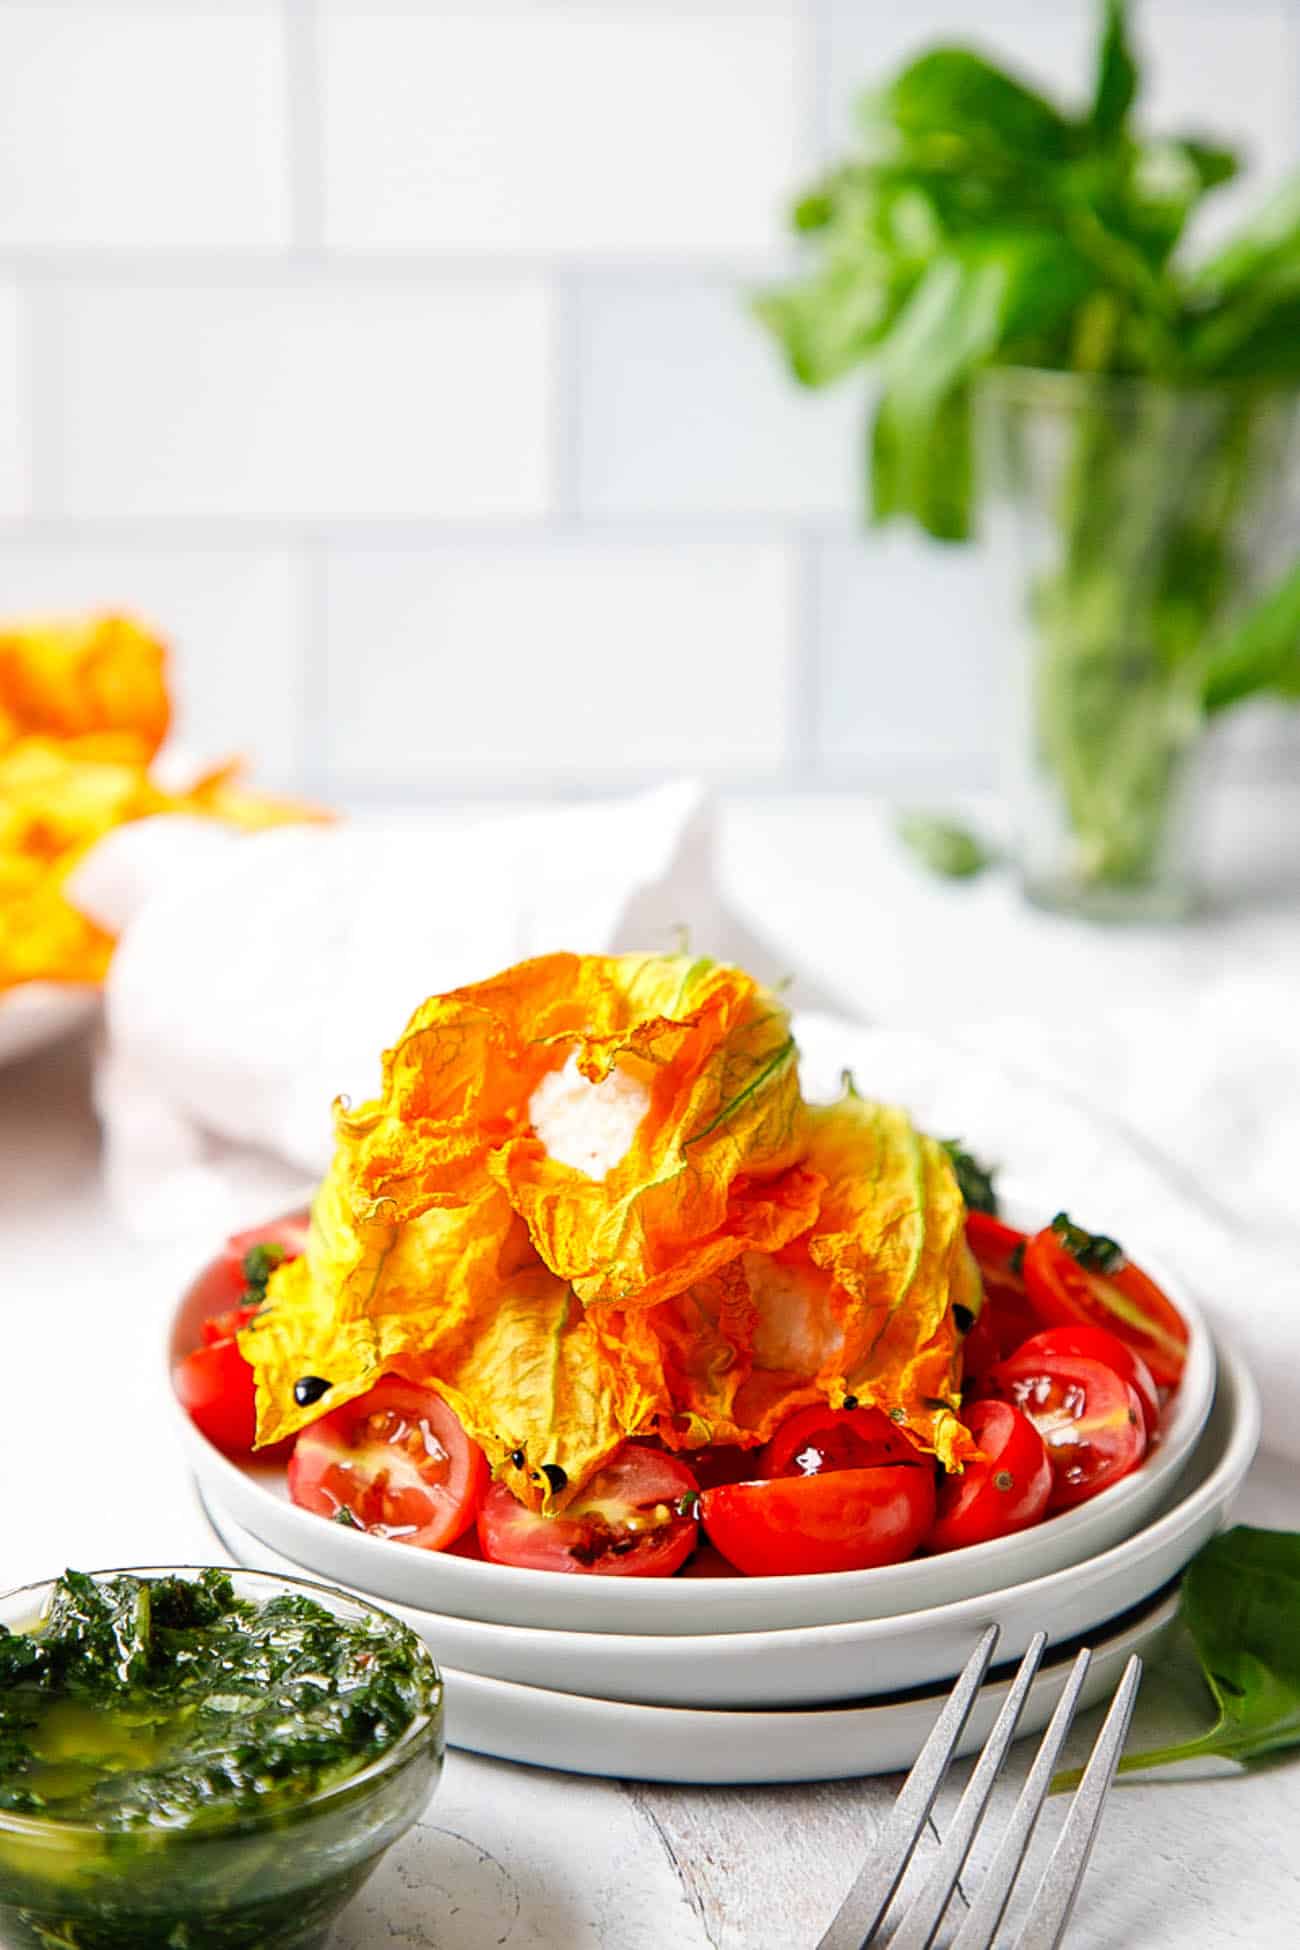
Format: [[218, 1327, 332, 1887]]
[[322, 541, 796, 788], [0, 281, 26, 518], [0, 0, 1297, 797]]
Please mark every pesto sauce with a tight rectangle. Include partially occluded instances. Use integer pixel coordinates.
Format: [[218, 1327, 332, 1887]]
[[0, 1571, 442, 1950], [0, 1569, 427, 1830]]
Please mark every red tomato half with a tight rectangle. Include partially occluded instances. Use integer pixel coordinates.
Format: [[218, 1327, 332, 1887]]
[[761, 1404, 917, 1479], [965, 1211, 1030, 1281], [225, 1214, 311, 1266], [477, 1445, 699, 1577], [290, 1379, 488, 1552], [984, 1350, 1147, 1510], [961, 1212, 1045, 1387], [187, 1215, 311, 1319], [928, 1401, 1051, 1553], [1008, 1326, 1161, 1439], [1022, 1222, 1188, 1388], [174, 1338, 258, 1456], [700, 1465, 936, 1577]]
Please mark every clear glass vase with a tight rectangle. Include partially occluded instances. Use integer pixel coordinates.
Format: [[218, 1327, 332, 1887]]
[[977, 369, 1299, 921]]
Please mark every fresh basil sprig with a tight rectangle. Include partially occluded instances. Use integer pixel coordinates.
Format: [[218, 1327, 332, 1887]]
[[757, 0, 1300, 721], [1056, 1527, 1300, 1787]]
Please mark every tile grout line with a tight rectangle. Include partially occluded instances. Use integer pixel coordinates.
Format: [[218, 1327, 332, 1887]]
[[297, 537, 332, 800], [0, 512, 863, 546], [549, 272, 585, 522], [789, 531, 823, 784], [283, 0, 325, 255], [19, 272, 61, 521], [789, 0, 835, 783], [0, 249, 797, 288]]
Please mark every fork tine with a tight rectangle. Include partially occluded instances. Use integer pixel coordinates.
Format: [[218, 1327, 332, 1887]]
[[815, 1625, 999, 1950], [887, 1631, 1049, 1950], [948, 1648, 1094, 1950], [1012, 1654, 1143, 1950]]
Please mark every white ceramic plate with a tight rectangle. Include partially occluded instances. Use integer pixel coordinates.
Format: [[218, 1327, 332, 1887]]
[[199, 1338, 1256, 1712], [0, 984, 97, 1067], [171, 1198, 1216, 1636], [432, 1586, 1180, 1783]]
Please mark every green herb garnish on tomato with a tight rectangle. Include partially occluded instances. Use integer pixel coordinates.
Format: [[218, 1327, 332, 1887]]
[[1049, 1211, 1126, 1274], [942, 1140, 1000, 1217]]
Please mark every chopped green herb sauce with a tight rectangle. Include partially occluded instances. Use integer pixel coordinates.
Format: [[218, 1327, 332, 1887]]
[[0, 1571, 442, 1950], [0, 1569, 427, 1830]]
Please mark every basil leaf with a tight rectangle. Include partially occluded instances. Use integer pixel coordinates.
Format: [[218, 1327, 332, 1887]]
[[896, 813, 992, 881], [1203, 558, 1300, 713], [1088, 0, 1139, 145], [1056, 1528, 1300, 1788], [869, 49, 1074, 167]]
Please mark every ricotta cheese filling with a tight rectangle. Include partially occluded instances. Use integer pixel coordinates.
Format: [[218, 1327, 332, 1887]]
[[528, 1049, 652, 1181]]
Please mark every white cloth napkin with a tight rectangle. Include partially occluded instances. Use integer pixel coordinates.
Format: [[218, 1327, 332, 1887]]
[[70, 783, 838, 1240], [70, 782, 1297, 1460]]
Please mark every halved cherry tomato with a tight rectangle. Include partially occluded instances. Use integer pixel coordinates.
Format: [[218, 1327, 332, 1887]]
[[965, 1211, 1030, 1282], [1022, 1220, 1188, 1388], [961, 1213, 1046, 1387], [290, 1379, 489, 1551], [200, 1303, 259, 1346], [700, 1465, 936, 1577], [983, 1350, 1146, 1510], [174, 1337, 258, 1456], [928, 1401, 1051, 1553], [1008, 1326, 1161, 1440], [187, 1215, 310, 1318], [760, 1403, 917, 1479], [477, 1444, 699, 1577], [225, 1214, 310, 1266]]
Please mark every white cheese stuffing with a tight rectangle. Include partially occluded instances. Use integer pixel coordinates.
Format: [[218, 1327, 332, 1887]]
[[745, 1251, 839, 1377], [528, 1049, 652, 1181]]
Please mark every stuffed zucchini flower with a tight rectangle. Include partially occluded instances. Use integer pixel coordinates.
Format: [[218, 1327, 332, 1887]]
[[244, 953, 817, 1486]]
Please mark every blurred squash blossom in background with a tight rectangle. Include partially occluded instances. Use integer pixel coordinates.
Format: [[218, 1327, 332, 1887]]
[[0, 613, 323, 993]]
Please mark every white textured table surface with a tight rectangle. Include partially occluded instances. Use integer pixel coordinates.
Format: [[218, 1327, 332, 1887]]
[[4, 792, 1300, 1948]]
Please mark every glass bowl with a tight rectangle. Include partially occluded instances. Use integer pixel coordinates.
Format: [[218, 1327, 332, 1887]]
[[0, 1566, 444, 1950]]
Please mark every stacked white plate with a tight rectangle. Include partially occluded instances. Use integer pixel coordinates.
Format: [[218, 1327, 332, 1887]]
[[174, 1220, 1258, 1785]]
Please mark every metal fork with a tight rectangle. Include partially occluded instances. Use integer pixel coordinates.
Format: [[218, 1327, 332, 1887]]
[[817, 1626, 1142, 1950]]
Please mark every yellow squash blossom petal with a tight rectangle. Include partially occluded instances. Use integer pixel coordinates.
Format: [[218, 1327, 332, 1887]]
[[635, 1094, 977, 1468], [0, 738, 322, 994], [243, 1155, 533, 1447], [332, 951, 811, 1302], [0, 614, 170, 757]]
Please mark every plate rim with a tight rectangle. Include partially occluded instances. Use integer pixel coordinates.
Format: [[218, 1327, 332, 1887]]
[[199, 1335, 1256, 1661], [169, 1197, 1217, 1629]]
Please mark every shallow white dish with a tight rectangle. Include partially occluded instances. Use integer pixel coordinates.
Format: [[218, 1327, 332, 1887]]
[[200, 1337, 1255, 1711], [0, 983, 97, 1067], [172, 1198, 1216, 1636], [432, 1585, 1180, 1783]]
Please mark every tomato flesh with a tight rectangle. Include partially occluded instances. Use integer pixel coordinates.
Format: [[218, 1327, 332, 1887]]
[[961, 1212, 1048, 1387], [174, 1338, 258, 1456], [289, 1379, 488, 1551], [928, 1400, 1051, 1552], [761, 1404, 917, 1479], [965, 1211, 1030, 1283], [185, 1215, 310, 1321], [983, 1350, 1146, 1510], [700, 1465, 936, 1577], [225, 1214, 310, 1266], [477, 1445, 699, 1577], [1021, 1227, 1188, 1388], [1008, 1325, 1161, 1440]]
